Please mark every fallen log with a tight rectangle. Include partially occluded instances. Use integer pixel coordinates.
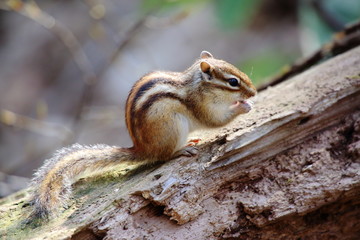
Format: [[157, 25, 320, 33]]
[[1, 46, 360, 240]]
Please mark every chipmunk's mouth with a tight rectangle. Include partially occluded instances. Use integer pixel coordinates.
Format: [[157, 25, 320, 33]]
[[233, 100, 250, 107], [230, 99, 253, 112]]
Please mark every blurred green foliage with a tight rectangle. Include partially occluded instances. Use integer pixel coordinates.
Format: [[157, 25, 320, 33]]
[[239, 50, 295, 86], [213, 0, 261, 29], [324, 0, 360, 23], [140, 0, 261, 28], [140, 0, 207, 13]]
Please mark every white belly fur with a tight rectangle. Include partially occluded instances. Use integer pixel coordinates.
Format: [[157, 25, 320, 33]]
[[174, 113, 192, 152]]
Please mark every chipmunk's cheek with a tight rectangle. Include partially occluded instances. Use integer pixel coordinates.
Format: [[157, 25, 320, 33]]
[[229, 100, 253, 114]]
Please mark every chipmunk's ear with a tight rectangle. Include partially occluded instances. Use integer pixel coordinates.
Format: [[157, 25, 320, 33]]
[[200, 51, 213, 59], [200, 61, 212, 74]]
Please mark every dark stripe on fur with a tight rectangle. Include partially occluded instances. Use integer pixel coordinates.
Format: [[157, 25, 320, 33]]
[[133, 92, 191, 138], [128, 78, 185, 140]]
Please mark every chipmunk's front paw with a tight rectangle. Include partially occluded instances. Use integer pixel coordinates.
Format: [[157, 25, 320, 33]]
[[230, 99, 253, 114], [186, 138, 201, 146]]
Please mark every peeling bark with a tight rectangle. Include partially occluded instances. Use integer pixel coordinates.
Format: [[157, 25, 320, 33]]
[[1, 46, 360, 240]]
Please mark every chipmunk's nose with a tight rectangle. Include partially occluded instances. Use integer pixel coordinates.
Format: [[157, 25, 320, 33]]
[[245, 87, 257, 98]]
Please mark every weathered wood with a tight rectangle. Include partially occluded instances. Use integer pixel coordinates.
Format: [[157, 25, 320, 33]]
[[1, 46, 360, 240]]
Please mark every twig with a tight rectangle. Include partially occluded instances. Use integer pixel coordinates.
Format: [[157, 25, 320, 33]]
[[1, 0, 161, 144], [0, 109, 72, 139], [1, 1, 96, 83], [0, 0, 97, 143], [96, 15, 150, 79]]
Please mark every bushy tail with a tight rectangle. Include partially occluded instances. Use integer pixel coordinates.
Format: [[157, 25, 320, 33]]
[[29, 144, 134, 219]]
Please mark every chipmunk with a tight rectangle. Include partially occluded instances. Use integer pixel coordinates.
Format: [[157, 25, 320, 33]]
[[29, 51, 256, 219]]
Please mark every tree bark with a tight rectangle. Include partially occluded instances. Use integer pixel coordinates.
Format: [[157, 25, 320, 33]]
[[1, 46, 360, 240]]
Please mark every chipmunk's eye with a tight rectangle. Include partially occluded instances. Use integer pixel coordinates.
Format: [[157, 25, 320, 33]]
[[228, 78, 239, 87]]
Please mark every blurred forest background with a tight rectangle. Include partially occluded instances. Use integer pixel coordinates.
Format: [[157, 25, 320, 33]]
[[0, 0, 359, 197]]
